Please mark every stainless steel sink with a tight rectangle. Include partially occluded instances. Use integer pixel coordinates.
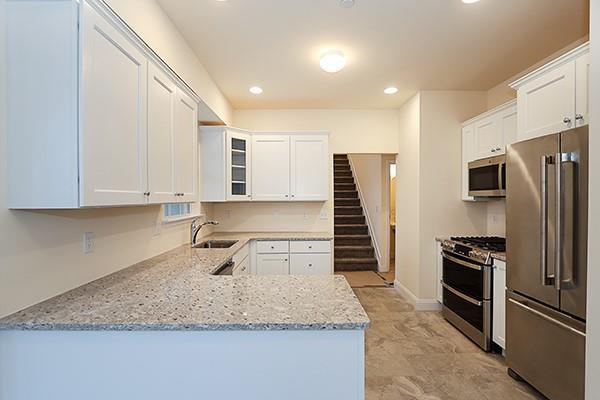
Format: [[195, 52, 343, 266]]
[[193, 240, 238, 249]]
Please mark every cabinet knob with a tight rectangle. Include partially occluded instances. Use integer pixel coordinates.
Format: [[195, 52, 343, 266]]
[[496, 147, 501, 152], [308, 246, 312, 249], [563, 117, 572, 124], [308, 264, 313, 267], [576, 114, 584, 121], [491, 149, 496, 153]]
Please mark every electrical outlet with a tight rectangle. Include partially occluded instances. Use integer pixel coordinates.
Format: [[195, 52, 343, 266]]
[[320, 211, 328, 220], [83, 232, 94, 254], [303, 212, 309, 220], [153, 221, 162, 236], [225, 209, 232, 219]]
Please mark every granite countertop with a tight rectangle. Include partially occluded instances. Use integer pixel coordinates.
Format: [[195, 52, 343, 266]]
[[491, 252, 506, 262], [0, 232, 370, 332]]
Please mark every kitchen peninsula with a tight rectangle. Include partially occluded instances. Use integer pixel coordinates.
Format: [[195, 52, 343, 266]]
[[0, 233, 369, 400]]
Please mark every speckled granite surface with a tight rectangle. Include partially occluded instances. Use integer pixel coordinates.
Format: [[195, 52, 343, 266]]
[[0, 232, 370, 332]]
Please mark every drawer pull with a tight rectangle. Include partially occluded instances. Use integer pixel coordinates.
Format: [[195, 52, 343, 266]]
[[442, 283, 482, 306], [308, 264, 313, 267]]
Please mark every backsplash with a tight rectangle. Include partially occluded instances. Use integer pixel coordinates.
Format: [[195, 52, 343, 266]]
[[486, 200, 506, 237]]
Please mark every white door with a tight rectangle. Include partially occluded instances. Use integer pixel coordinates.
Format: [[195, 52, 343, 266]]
[[147, 63, 176, 204], [517, 61, 576, 141], [461, 124, 476, 201], [289, 254, 331, 275], [252, 135, 290, 201], [256, 254, 290, 275], [173, 89, 198, 203], [493, 260, 507, 350], [500, 106, 518, 148], [575, 52, 590, 128], [474, 116, 502, 159], [290, 135, 329, 201], [227, 130, 252, 201], [80, 3, 148, 206]]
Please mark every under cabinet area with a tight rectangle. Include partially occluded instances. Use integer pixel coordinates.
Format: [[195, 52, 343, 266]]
[[7, 0, 200, 209], [200, 128, 329, 203], [510, 43, 589, 141], [252, 240, 332, 276]]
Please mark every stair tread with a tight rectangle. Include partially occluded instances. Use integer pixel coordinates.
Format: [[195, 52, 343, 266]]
[[335, 258, 378, 263], [335, 234, 371, 238], [334, 224, 367, 227]]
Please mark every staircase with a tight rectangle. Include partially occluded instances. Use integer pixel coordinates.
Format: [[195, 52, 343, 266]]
[[334, 154, 378, 272]]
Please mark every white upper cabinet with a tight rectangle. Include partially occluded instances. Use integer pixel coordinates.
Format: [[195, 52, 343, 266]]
[[6, 0, 200, 209], [148, 63, 177, 204], [474, 116, 503, 159], [291, 135, 329, 201], [173, 90, 198, 203], [510, 43, 589, 142], [252, 135, 291, 201], [80, 2, 149, 207], [227, 130, 252, 201], [200, 129, 330, 203]]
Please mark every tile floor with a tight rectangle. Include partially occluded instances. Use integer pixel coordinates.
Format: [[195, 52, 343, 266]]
[[354, 287, 546, 400]]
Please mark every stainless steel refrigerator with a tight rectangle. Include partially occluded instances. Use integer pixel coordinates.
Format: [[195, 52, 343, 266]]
[[506, 126, 588, 400]]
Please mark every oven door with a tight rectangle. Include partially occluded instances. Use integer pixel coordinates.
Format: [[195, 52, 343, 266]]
[[468, 155, 506, 197], [442, 251, 490, 300]]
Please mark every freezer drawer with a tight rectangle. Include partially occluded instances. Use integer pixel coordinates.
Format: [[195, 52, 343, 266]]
[[506, 291, 585, 400]]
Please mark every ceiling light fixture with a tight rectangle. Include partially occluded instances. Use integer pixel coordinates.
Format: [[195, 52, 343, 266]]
[[320, 50, 346, 73], [384, 87, 399, 95], [340, 0, 355, 8], [461, 0, 480, 3], [249, 86, 263, 95]]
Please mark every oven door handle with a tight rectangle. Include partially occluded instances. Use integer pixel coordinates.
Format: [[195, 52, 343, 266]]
[[442, 253, 483, 271], [442, 283, 483, 307]]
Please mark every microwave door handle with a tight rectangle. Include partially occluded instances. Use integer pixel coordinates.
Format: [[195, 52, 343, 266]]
[[498, 162, 505, 192]]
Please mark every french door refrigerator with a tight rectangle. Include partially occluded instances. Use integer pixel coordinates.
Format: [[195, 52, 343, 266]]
[[506, 126, 588, 400]]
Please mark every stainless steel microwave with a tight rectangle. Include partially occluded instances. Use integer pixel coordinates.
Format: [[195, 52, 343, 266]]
[[468, 155, 506, 197]]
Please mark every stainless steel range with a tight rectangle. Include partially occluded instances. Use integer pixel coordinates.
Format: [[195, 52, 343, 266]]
[[440, 236, 506, 351]]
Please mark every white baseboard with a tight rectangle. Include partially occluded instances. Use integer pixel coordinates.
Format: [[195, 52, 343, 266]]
[[394, 280, 442, 311]]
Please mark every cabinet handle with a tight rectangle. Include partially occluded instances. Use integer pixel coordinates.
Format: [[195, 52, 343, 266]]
[[308, 246, 313, 249], [491, 148, 496, 153], [308, 264, 313, 267], [284, 259, 288, 262], [563, 117, 572, 124], [575, 114, 584, 121], [496, 147, 501, 152], [285, 195, 289, 197]]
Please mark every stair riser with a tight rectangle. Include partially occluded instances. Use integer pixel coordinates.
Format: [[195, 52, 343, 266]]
[[335, 248, 375, 258], [334, 171, 352, 177], [335, 237, 372, 246], [334, 207, 362, 216], [334, 191, 358, 199], [334, 177, 354, 184], [334, 263, 378, 272], [333, 155, 348, 160], [333, 160, 349, 166], [334, 184, 356, 191], [335, 199, 360, 207], [335, 225, 368, 235], [335, 216, 366, 225]]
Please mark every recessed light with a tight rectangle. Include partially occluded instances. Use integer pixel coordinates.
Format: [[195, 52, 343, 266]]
[[384, 87, 398, 95], [340, 0, 355, 8], [320, 50, 346, 73], [249, 86, 263, 95], [462, 0, 480, 3]]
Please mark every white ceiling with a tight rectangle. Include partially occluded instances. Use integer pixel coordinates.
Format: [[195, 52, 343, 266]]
[[156, 0, 589, 109]]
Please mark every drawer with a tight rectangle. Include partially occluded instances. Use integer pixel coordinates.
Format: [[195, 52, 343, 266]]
[[289, 254, 331, 276], [233, 256, 250, 276], [232, 243, 249, 265], [256, 240, 289, 254], [256, 254, 289, 275], [289, 240, 331, 254]]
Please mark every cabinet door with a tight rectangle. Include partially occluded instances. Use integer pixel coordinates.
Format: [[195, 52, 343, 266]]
[[493, 260, 507, 349], [81, 3, 148, 206], [436, 241, 443, 303], [461, 125, 476, 201], [517, 62, 576, 141], [173, 89, 198, 203], [256, 254, 290, 275], [290, 254, 331, 275], [575, 52, 590, 128], [147, 63, 177, 204], [233, 256, 250, 276], [474, 116, 502, 159], [290, 135, 329, 201], [252, 135, 290, 201], [500, 105, 518, 149], [227, 131, 252, 201]]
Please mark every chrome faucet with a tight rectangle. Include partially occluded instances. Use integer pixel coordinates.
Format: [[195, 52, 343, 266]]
[[190, 218, 219, 246]]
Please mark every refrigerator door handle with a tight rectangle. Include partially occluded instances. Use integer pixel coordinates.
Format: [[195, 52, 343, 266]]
[[508, 298, 585, 338], [540, 155, 554, 286], [556, 151, 579, 290]]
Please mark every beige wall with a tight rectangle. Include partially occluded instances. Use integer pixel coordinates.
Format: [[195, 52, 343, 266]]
[[586, 0, 599, 396], [217, 109, 401, 234], [0, 0, 222, 318], [396, 92, 489, 300], [105, 0, 232, 124]]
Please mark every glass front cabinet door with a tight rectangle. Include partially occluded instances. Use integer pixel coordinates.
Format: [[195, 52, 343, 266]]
[[226, 130, 252, 201]]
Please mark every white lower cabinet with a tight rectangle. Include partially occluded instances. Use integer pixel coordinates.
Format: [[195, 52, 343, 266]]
[[436, 241, 443, 303], [233, 256, 250, 276], [256, 254, 290, 276], [493, 259, 507, 350], [290, 254, 331, 276]]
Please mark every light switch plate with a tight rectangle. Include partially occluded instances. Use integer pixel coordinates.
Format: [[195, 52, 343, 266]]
[[320, 211, 328, 220], [83, 232, 94, 254]]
